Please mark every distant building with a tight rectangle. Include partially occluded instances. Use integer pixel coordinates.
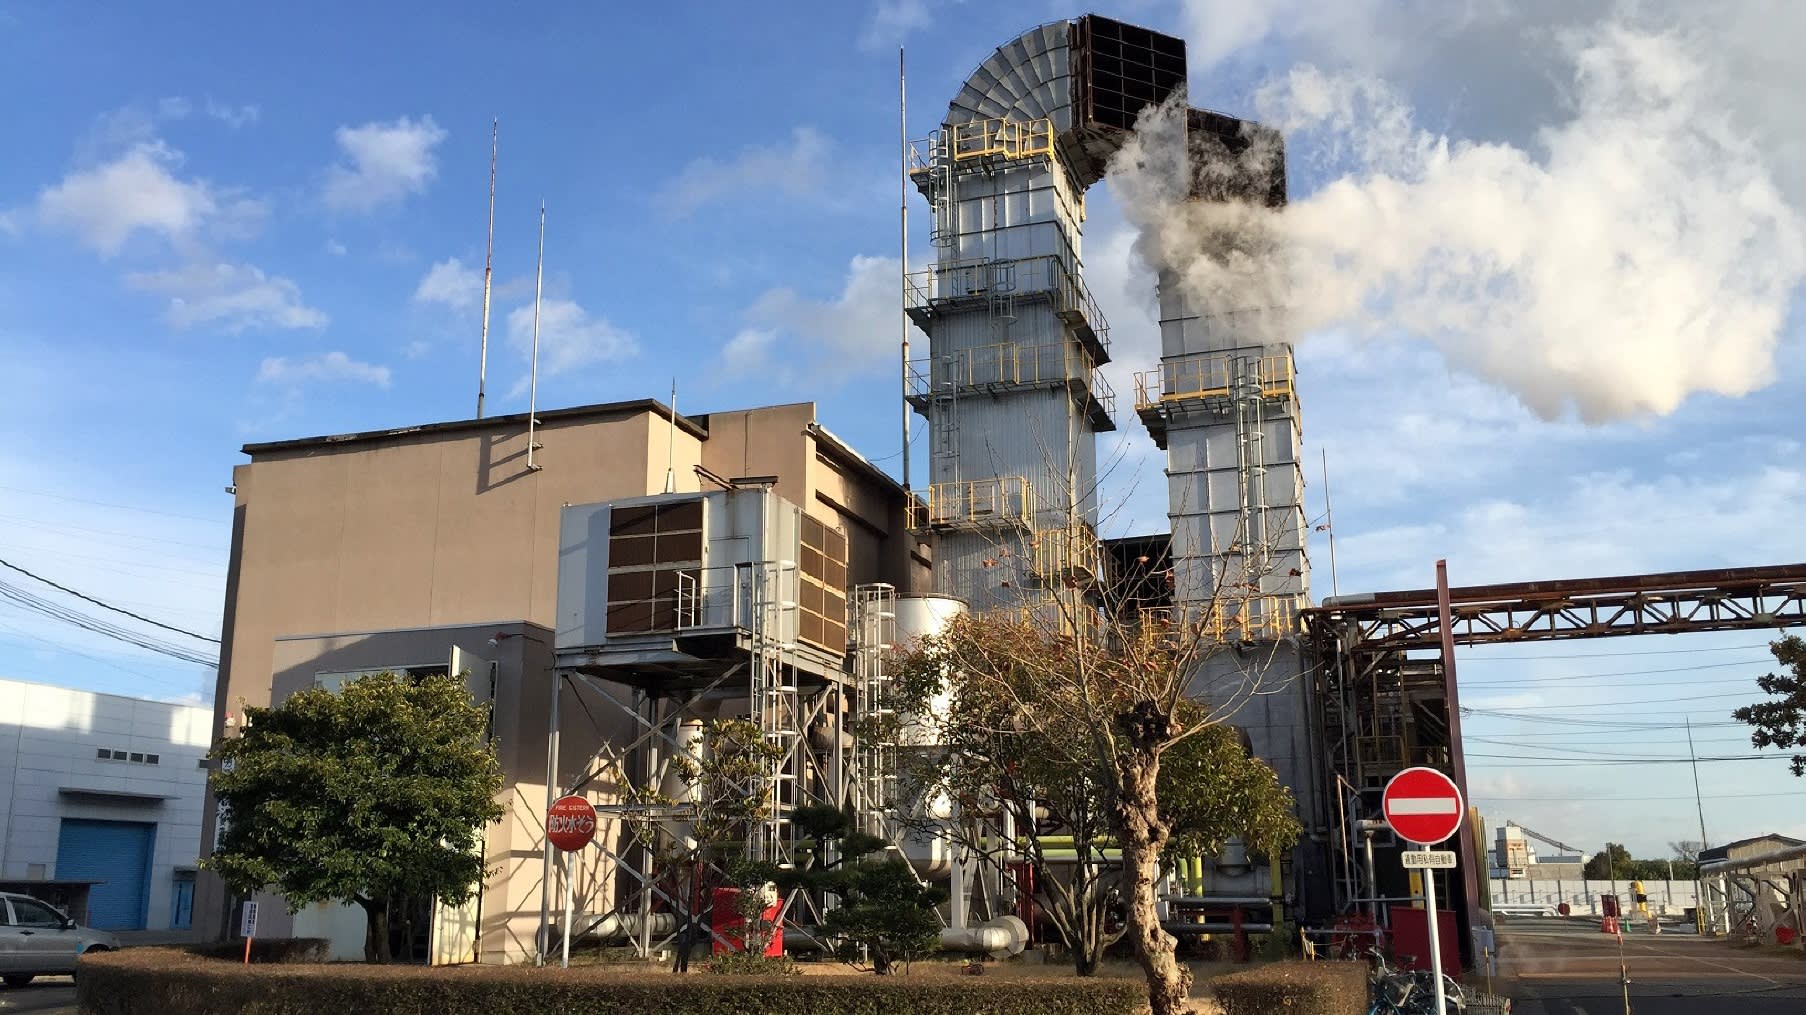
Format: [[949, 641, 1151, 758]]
[[0, 677, 212, 931], [1700, 834, 1805, 866], [1490, 822, 1584, 880]]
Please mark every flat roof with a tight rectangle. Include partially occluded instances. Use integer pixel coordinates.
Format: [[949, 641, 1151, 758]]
[[242, 398, 706, 456]]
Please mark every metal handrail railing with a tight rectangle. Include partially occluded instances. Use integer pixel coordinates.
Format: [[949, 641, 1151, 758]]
[[947, 118, 1056, 163], [1133, 595, 1301, 645], [1030, 523, 1103, 579], [909, 476, 1034, 530], [903, 255, 1110, 351], [1133, 351, 1295, 411], [906, 342, 1113, 404]]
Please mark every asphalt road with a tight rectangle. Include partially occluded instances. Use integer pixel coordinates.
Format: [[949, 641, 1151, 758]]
[[0, 977, 77, 1015], [1499, 920, 1806, 1015]]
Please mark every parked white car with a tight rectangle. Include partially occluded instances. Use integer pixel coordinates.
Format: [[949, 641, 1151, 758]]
[[0, 891, 122, 987]]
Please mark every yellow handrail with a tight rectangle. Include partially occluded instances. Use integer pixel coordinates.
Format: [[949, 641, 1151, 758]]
[[908, 343, 1112, 413], [910, 476, 1035, 530], [1133, 351, 1295, 411], [1134, 595, 1300, 644], [947, 118, 1056, 163], [1030, 523, 1102, 579]]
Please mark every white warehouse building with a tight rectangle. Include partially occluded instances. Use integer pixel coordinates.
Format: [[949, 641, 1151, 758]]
[[0, 677, 212, 932]]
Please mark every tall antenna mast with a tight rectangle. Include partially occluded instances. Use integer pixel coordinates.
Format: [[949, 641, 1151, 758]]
[[477, 119, 497, 419], [899, 46, 911, 492], [1321, 447, 1340, 598], [527, 201, 545, 472], [664, 377, 678, 494]]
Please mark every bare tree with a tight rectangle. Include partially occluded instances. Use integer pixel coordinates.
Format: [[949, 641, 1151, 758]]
[[902, 460, 1299, 1012]]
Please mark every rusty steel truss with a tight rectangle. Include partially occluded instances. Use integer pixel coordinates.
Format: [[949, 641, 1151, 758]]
[[1308, 564, 1806, 652], [1299, 562, 1806, 962]]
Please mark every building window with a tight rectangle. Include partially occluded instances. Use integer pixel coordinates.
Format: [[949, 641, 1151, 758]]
[[96, 749, 112, 760], [314, 665, 449, 693], [129, 752, 144, 762], [144, 754, 160, 765]]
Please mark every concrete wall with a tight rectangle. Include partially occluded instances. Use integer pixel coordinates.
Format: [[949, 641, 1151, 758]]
[[1488, 878, 1700, 916], [229, 621, 622, 964], [0, 678, 210, 931]]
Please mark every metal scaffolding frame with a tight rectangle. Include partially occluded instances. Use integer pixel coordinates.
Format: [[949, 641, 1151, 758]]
[[541, 558, 869, 962]]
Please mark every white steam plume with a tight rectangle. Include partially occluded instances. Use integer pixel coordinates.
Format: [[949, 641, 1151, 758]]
[[1109, 21, 1805, 421]]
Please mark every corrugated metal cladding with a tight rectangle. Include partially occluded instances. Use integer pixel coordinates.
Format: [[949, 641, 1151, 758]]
[[950, 168, 1080, 266], [558, 489, 847, 654], [948, 21, 1074, 130], [1193, 642, 1322, 818], [57, 819, 155, 930]]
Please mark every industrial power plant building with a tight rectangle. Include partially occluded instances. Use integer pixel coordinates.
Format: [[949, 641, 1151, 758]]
[[195, 11, 1806, 969], [196, 399, 929, 961], [191, 11, 1399, 966]]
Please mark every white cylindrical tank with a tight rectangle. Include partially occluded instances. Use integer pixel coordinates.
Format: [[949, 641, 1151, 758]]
[[887, 595, 966, 879], [893, 595, 965, 748]]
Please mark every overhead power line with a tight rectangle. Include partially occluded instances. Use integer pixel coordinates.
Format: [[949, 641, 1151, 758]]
[[1458, 640, 1783, 661], [0, 580, 219, 667], [0, 557, 220, 644]]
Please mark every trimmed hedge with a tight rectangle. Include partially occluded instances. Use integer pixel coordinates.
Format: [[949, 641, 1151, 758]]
[[1213, 960, 1368, 1015], [76, 948, 1150, 1015], [183, 938, 330, 964]]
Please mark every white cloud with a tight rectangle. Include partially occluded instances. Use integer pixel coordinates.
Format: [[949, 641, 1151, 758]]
[[205, 98, 260, 128], [1110, 18, 1806, 423], [858, 0, 935, 50], [126, 261, 327, 333], [403, 339, 432, 359], [719, 327, 788, 383], [157, 96, 192, 119], [257, 351, 391, 388], [721, 254, 899, 383], [322, 115, 447, 213], [35, 142, 260, 256], [325, 239, 347, 256], [413, 257, 482, 310], [1337, 463, 1806, 596], [657, 127, 833, 217], [505, 298, 637, 394]]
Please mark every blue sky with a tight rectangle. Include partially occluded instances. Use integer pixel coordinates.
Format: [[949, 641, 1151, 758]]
[[2, 0, 1803, 857]]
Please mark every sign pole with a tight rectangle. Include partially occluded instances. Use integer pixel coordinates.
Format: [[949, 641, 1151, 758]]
[[1421, 845, 1448, 1015], [240, 899, 258, 965], [562, 849, 575, 969]]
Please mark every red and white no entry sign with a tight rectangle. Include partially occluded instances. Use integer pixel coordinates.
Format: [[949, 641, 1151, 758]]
[[1381, 766, 1465, 846], [546, 794, 597, 852]]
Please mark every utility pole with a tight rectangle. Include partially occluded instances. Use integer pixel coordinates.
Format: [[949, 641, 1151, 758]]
[[1687, 717, 1711, 934]]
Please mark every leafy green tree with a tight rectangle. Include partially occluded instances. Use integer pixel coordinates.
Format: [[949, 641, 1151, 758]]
[[207, 672, 504, 962], [1734, 635, 1806, 775], [891, 614, 1299, 986], [1584, 843, 1632, 880], [820, 857, 945, 974], [781, 807, 944, 974]]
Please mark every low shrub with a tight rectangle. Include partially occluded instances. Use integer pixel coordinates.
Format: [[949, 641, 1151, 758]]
[[183, 937, 330, 964], [1212, 960, 1368, 1015], [703, 951, 799, 976], [76, 947, 1149, 1015]]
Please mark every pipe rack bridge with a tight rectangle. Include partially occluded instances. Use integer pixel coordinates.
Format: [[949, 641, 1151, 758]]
[[1310, 563, 1806, 649], [1299, 562, 1806, 965]]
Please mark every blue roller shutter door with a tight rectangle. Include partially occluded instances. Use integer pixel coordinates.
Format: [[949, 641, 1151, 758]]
[[56, 819, 156, 930]]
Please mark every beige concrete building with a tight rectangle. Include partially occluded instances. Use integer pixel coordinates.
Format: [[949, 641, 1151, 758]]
[[199, 399, 926, 962]]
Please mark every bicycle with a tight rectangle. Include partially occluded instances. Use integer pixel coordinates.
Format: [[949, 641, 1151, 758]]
[[1366, 947, 1467, 1015]]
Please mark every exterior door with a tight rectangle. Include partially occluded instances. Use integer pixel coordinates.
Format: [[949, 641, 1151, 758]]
[[56, 819, 155, 930]]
